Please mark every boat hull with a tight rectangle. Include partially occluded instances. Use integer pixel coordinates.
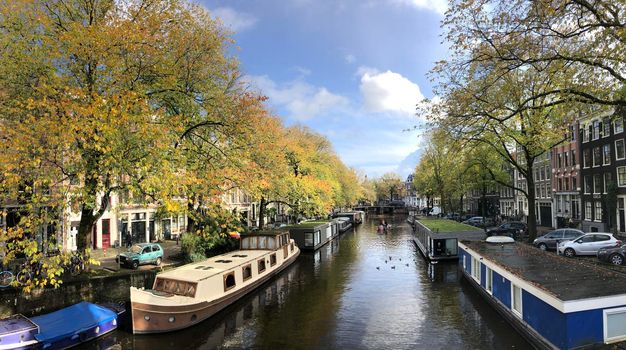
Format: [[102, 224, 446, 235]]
[[132, 248, 300, 334]]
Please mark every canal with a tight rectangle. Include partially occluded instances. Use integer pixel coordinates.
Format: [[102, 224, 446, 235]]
[[78, 215, 530, 349]]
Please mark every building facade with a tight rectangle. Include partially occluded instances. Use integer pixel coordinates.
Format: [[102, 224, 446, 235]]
[[552, 124, 582, 228]]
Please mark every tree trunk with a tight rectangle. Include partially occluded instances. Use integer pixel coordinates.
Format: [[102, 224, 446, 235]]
[[187, 199, 197, 235], [259, 197, 266, 229], [526, 165, 538, 242], [77, 206, 96, 253]]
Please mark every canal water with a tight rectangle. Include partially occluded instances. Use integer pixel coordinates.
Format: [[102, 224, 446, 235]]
[[78, 215, 530, 349]]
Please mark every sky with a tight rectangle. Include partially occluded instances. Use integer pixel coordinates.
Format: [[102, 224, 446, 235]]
[[199, 0, 448, 179]]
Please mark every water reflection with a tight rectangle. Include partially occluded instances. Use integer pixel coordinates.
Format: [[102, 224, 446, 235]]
[[76, 215, 529, 350]]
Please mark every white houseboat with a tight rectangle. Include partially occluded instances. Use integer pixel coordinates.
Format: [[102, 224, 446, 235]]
[[130, 230, 300, 334]]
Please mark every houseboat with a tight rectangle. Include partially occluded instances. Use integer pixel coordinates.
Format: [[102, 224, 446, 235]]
[[287, 220, 334, 251], [459, 240, 626, 349], [413, 219, 484, 261], [0, 302, 122, 350], [336, 217, 352, 233], [333, 211, 361, 225], [130, 230, 300, 334]]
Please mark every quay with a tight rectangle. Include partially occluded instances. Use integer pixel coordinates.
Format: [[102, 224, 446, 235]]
[[459, 240, 626, 349]]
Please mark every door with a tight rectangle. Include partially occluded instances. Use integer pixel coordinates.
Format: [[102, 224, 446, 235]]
[[540, 205, 552, 227], [162, 219, 171, 240], [593, 234, 613, 253], [619, 198, 626, 233], [101, 219, 110, 249], [578, 235, 595, 253]]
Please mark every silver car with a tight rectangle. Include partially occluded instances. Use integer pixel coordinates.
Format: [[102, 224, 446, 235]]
[[533, 228, 584, 251], [557, 233, 621, 257]]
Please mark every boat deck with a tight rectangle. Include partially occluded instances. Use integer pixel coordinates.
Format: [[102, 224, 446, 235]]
[[157, 250, 270, 282], [461, 241, 626, 301]]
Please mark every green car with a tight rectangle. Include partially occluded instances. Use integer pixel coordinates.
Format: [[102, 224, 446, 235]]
[[117, 243, 164, 269]]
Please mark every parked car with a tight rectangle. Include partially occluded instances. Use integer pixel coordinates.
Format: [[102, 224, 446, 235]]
[[597, 245, 626, 265], [557, 233, 621, 257], [459, 214, 474, 222], [533, 228, 584, 251], [445, 212, 460, 221], [487, 222, 528, 239], [462, 216, 494, 227], [116, 243, 164, 269]]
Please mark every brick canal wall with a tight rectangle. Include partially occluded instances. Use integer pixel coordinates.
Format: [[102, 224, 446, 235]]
[[0, 270, 157, 317]]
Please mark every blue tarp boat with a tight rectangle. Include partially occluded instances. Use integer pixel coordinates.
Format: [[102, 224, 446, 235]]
[[0, 302, 121, 350]]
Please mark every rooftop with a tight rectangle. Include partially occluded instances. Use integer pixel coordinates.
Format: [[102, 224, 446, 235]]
[[284, 220, 331, 229], [158, 250, 268, 282], [418, 218, 478, 233], [462, 241, 626, 301]]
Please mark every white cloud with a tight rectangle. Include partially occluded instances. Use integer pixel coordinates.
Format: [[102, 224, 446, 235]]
[[394, 0, 447, 15], [211, 7, 258, 32], [247, 75, 349, 121], [345, 54, 356, 64], [359, 70, 425, 115]]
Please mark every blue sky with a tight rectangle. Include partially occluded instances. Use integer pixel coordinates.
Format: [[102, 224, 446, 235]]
[[200, 0, 448, 179]]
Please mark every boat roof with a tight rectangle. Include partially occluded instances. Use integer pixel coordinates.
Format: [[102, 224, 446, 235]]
[[31, 302, 116, 343], [0, 314, 37, 336], [284, 221, 331, 230], [461, 240, 626, 301], [240, 230, 288, 237], [156, 250, 269, 282]]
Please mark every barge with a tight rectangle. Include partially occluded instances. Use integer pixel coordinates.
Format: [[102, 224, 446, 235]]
[[335, 217, 352, 232], [459, 240, 626, 349], [130, 230, 300, 334], [413, 219, 484, 260], [333, 211, 363, 225]]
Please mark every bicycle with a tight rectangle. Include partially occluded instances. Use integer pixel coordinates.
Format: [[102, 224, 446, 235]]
[[0, 266, 32, 288], [0, 270, 13, 288]]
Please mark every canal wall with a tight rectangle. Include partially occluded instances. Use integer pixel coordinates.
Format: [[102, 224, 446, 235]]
[[0, 270, 157, 317]]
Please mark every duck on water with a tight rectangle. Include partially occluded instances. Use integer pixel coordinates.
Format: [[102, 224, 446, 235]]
[[130, 230, 300, 334]]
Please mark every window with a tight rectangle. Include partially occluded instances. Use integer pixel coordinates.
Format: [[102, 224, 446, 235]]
[[564, 177, 569, 191], [486, 266, 493, 294], [223, 272, 236, 291], [605, 173, 612, 194], [258, 259, 266, 273], [572, 150, 576, 166], [594, 174, 602, 194], [584, 175, 592, 194], [604, 307, 626, 343], [616, 119, 624, 134], [594, 120, 601, 140], [564, 152, 569, 167], [583, 124, 589, 142], [616, 140, 625, 160], [270, 253, 277, 266], [512, 284, 523, 317], [558, 153, 562, 168], [573, 177, 577, 190], [242, 264, 252, 281], [585, 202, 592, 220], [304, 233, 313, 247], [471, 256, 481, 282], [155, 278, 197, 297], [583, 149, 591, 168], [594, 147, 602, 166], [558, 178, 563, 191], [619, 167, 626, 187], [595, 202, 603, 221], [604, 144, 612, 165], [604, 118, 611, 137]]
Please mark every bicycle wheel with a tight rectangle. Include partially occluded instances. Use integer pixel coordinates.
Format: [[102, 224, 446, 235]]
[[16, 271, 31, 286], [0, 271, 13, 288]]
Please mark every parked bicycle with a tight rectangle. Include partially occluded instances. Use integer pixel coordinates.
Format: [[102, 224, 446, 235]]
[[0, 264, 34, 288]]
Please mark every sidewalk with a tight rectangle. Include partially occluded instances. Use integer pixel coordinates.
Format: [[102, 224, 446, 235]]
[[90, 240, 183, 272]]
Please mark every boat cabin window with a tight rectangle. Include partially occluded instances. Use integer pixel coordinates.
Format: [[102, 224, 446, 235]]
[[154, 278, 197, 298], [258, 259, 266, 273], [241, 238, 250, 249], [270, 253, 277, 266], [224, 272, 236, 291], [258, 236, 267, 249], [304, 233, 314, 247], [267, 237, 276, 250], [242, 264, 252, 281]]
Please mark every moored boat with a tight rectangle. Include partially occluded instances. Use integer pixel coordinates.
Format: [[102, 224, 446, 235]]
[[130, 230, 300, 334], [0, 302, 122, 350]]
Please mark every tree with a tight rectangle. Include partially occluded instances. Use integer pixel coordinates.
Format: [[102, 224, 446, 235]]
[[0, 0, 250, 289], [373, 173, 404, 203], [442, 0, 625, 110]]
